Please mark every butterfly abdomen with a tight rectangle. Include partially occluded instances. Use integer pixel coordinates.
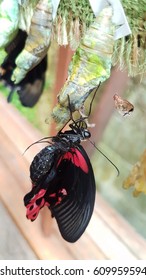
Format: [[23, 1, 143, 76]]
[[30, 145, 58, 183]]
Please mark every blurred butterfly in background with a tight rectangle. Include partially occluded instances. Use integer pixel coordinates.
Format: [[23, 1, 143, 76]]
[[0, 29, 48, 107]]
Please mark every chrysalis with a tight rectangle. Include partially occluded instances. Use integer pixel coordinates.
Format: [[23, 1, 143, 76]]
[[0, 0, 19, 63], [12, 0, 53, 84], [52, 7, 115, 128]]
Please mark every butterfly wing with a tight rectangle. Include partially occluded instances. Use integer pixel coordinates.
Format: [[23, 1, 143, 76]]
[[17, 55, 47, 107], [48, 145, 96, 243]]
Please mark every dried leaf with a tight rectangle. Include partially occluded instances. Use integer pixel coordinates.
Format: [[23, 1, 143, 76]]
[[123, 150, 146, 196], [113, 94, 134, 116]]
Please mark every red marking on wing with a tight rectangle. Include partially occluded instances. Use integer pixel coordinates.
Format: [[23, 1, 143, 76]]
[[58, 148, 88, 173], [26, 189, 48, 221], [54, 188, 68, 206], [26, 188, 68, 221]]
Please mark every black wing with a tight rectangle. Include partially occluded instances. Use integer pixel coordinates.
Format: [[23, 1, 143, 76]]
[[17, 55, 47, 107], [48, 145, 96, 243]]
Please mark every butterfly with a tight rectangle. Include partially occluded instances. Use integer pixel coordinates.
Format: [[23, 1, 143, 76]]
[[24, 117, 96, 243]]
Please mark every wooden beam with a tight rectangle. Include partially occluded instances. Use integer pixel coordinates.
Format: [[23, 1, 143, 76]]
[[50, 45, 74, 136]]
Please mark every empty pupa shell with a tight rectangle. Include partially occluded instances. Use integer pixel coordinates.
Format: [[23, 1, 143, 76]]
[[52, 7, 115, 127], [12, 0, 53, 84]]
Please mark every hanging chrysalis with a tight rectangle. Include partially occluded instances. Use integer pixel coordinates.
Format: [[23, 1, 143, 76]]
[[18, 0, 39, 33], [0, 0, 19, 63], [11, 0, 53, 84], [52, 6, 115, 128], [113, 94, 134, 116], [123, 150, 146, 197]]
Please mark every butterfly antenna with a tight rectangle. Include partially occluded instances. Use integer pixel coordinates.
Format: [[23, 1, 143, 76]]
[[23, 136, 52, 155], [87, 83, 101, 117], [67, 94, 76, 122], [89, 139, 120, 176]]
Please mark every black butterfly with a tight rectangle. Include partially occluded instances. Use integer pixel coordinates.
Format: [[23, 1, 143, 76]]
[[24, 117, 96, 243], [0, 29, 47, 107]]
